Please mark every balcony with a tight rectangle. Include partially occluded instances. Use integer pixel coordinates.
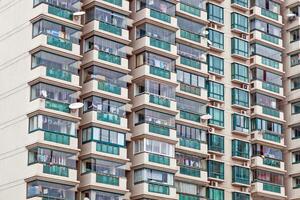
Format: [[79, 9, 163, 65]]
[[250, 55, 283, 74], [285, 16, 300, 31], [132, 123, 177, 143], [82, 0, 130, 15], [27, 163, 77, 183], [250, 30, 283, 50], [132, 64, 177, 83], [250, 80, 284, 99], [131, 152, 177, 172], [32, 34, 80, 57], [133, 8, 177, 30], [250, 6, 283, 25], [31, 66, 80, 88], [176, 30, 208, 49], [251, 130, 285, 148], [176, 138, 208, 157], [176, 56, 208, 76], [133, 37, 177, 58], [131, 182, 177, 199], [81, 141, 128, 161], [176, 3, 208, 24], [231, 0, 249, 11], [251, 156, 285, 172], [132, 93, 177, 113], [82, 79, 129, 101], [81, 111, 128, 131], [176, 83, 208, 102], [79, 172, 128, 193], [176, 165, 208, 185], [83, 20, 130, 44], [32, 3, 81, 26], [251, 105, 284, 123], [251, 182, 286, 199], [82, 50, 129, 73], [178, 193, 206, 200]]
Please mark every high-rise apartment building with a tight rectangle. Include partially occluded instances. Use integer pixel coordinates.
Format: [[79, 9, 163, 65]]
[[0, 0, 298, 200]]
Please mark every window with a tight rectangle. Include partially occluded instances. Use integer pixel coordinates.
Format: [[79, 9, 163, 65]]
[[232, 88, 249, 107], [176, 124, 207, 143], [251, 118, 282, 134], [207, 3, 224, 24], [232, 113, 249, 133], [231, 12, 248, 32], [251, 93, 279, 110], [251, 0, 280, 14], [231, 37, 249, 57], [231, 63, 249, 83], [251, 68, 282, 86], [292, 151, 300, 164], [291, 29, 300, 43], [251, 43, 281, 62], [208, 81, 224, 101], [232, 166, 250, 185], [232, 139, 250, 159], [207, 188, 224, 200], [176, 152, 205, 169], [177, 69, 206, 88], [136, 79, 176, 99], [136, 23, 175, 44], [136, 51, 175, 72], [175, 181, 204, 196], [81, 158, 125, 176], [250, 19, 281, 38], [177, 43, 206, 61], [177, 16, 205, 35], [208, 29, 224, 50], [252, 144, 283, 160], [134, 138, 175, 157], [291, 77, 300, 90], [82, 127, 125, 146], [208, 160, 224, 179], [134, 168, 174, 185], [29, 115, 76, 136], [292, 102, 300, 114], [136, 0, 176, 16], [232, 0, 248, 8], [81, 190, 123, 200], [232, 192, 250, 200], [252, 169, 284, 185], [208, 54, 224, 75], [208, 107, 224, 127], [293, 177, 300, 189], [291, 53, 300, 66], [28, 147, 76, 169], [27, 180, 75, 199], [135, 109, 175, 128], [292, 126, 300, 139], [34, 0, 80, 11], [176, 96, 206, 115], [208, 134, 224, 153]]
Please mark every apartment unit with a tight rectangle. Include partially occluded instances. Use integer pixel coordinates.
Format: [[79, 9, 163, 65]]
[[0, 0, 295, 200]]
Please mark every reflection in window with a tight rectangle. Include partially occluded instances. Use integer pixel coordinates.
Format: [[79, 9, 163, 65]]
[[252, 144, 283, 160], [251, 68, 282, 86], [177, 16, 205, 34], [176, 124, 207, 142], [250, 0, 280, 14], [251, 93, 280, 110], [81, 189, 123, 200], [135, 79, 176, 99], [136, 51, 175, 72], [177, 43, 206, 61], [177, 69, 206, 88], [250, 19, 281, 37], [134, 138, 175, 157], [176, 152, 206, 170], [250, 43, 281, 62], [136, 0, 176, 16], [252, 169, 284, 185], [251, 118, 282, 134], [33, 0, 80, 11], [81, 158, 126, 176], [136, 24, 175, 44], [176, 96, 206, 115], [134, 168, 174, 185], [135, 109, 175, 128]]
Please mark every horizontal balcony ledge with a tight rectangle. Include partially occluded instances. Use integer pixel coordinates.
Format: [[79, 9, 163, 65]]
[[176, 3, 208, 24], [82, 0, 131, 16]]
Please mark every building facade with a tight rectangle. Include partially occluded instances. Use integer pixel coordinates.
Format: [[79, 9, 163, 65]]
[[0, 0, 298, 199]]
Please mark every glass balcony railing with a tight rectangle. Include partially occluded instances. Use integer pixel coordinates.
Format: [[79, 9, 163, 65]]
[[96, 142, 120, 155], [150, 9, 171, 23], [180, 3, 200, 16], [263, 131, 281, 143], [46, 67, 72, 82], [180, 83, 201, 96], [232, 151, 249, 159], [263, 182, 281, 193], [98, 51, 121, 65], [47, 35, 72, 50], [44, 131, 70, 145], [261, 56, 279, 69], [150, 37, 171, 51], [231, 0, 248, 8], [148, 153, 170, 165], [180, 110, 200, 122], [179, 138, 201, 150], [261, 8, 279, 21], [262, 82, 280, 93], [48, 5, 73, 20], [45, 99, 70, 113], [179, 166, 201, 177], [43, 164, 69, 177], [99, 21, 122, 36], [98, 81, 121, 95], [104, 0, 122, 6], [180, 30, 200, 42], [97, 112, 121, 124], [149, 124, 170, 136], [150, 66, 171, 79], [180, 56, 201, 69], [261, 33, 279, 44], [262, 106, 280, 118], [179, 194, 200, 200], [148, 182, 170, 195], [96, 174, 119, 186], [263, 157, 281, 168], [149, 94, 171, 107]]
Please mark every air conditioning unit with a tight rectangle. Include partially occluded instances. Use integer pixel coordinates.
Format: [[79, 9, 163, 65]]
[[240, 33, 247, 40], [211, 101, 221, 108], [208, 127, 215, 133], [240, 110, 247, 115], [210, 181, 218, 187], [209, 74, 216, 81], [209, 23, 216, 29], [241, 84, 248, 90], [242, 161, 249, 167]]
